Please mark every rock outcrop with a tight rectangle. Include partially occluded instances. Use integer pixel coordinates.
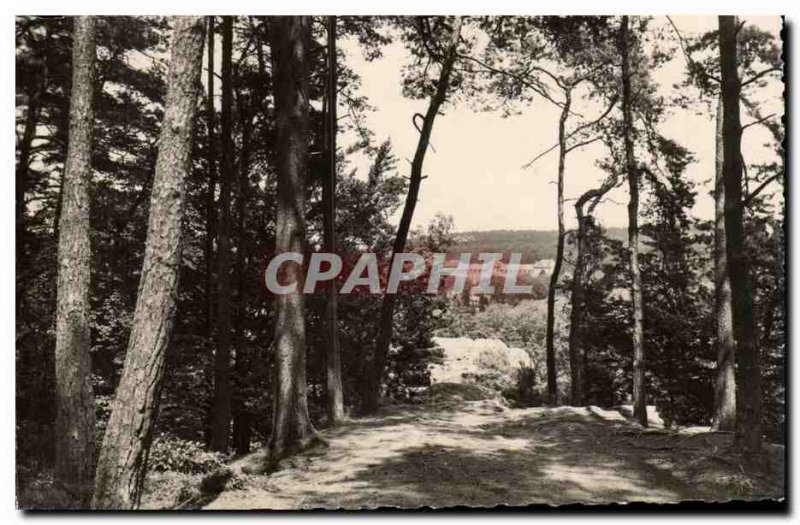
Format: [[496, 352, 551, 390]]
[[429, 337, 533, 388]]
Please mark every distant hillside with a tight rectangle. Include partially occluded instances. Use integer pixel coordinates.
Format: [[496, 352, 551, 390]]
[[451, 228, 628, 262]]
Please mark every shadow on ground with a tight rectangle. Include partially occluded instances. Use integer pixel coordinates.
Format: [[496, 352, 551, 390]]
[[194, 401, 783, 510]]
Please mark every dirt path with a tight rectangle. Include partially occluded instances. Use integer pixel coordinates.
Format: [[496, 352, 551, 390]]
[[204, 401, 784, 509]]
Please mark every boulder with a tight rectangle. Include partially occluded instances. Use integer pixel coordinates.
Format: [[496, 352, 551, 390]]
[[429, 337, 534, 389]]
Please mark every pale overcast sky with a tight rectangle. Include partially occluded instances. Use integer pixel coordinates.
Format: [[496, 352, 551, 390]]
[[339, 16, 783, 233]]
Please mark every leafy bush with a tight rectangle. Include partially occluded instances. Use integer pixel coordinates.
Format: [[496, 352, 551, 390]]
[[503, 367, 540, 407], [462, 369, 513, 394], [465, 366, 540, 407], [16, 468, 76, 510], [426, 382, 496, 402], [474, 346, 512, 372], [148, 434, 228, 474], [439, 300, 568, 397]]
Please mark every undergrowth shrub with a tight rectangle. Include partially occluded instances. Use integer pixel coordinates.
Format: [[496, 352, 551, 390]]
[[148, 434, 228, 474], [503, 366, 540, 407]]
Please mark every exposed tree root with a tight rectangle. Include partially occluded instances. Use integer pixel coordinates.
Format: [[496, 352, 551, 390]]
[[238, 431, 329, 475]]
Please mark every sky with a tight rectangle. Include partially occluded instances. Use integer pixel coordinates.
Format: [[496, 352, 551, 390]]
[[339, 16, 783, 233]]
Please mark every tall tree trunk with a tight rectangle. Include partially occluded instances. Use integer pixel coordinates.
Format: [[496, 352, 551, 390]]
[[324, 15, 346, 425], [620, 16, 647, 427], [719, 15, 762, 453], [567, 175, 617, 408], [568, 212, 589, 409], [547, 89, 570, 405], [92, 17, 206, 509], [232, 80, 253, 456], [210, 15, 234, 453], [712, 94, 736, 431], [267, 15, 317, 460], [52, 88, 72, 242], [363, 17, 462, 414], [203, 15, 218, 448], [54, 16, 96, 506]]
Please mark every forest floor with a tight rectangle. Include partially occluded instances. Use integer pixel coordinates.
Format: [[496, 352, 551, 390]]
[[180, 398, 785, 510]]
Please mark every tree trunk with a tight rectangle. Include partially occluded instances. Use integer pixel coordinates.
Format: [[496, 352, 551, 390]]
[[712, 94, 736, 431], [363, 17, 462, 414], [267, 16, 317, 460], [324, 15, 346, 426], [92, 17, 206, 509], [567, 175, 617, 409], [232, 75, 254, 456], [547, 89, 570, 405], [53, 60, 75, 241], [54, 16, 96, 506], [210, 15, 234, 453], [620, 16, 647, 427], [203, 15, 217, 448], [719, 15, 762, 453], [568, 212, 589, 409]]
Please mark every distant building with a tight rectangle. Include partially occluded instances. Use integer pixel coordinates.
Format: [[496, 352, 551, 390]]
[[439, 258, 556, 298], [530, 259, 556, 277]]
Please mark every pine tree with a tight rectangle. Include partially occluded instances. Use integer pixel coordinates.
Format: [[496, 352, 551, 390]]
[[620, 15, 647, 427], [364, 16, 463, 413], [324, 15, 346, 425], [719, 15, 762, 454], [54, 16, 97, 506], [211, 14, 234, 453], [713, 94, 736, 430], [93, 17, 206, 509], [266, 15, 318, 459]]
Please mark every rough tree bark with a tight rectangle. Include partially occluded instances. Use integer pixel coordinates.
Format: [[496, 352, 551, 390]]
[[546, 88, 571, 405], [266, 16, 317, 460], [620, 15, 647, 427], [203, 15, 218, 448], [211, 15, 234, 453], [712, 94, 736, 431], [92, 17, 206, 509], [54, 16, 96, 506], [718, 15, 762, 453], [324, 15, 346, 425], [52, 85, 73, 242], [363, 16, 462, 414]]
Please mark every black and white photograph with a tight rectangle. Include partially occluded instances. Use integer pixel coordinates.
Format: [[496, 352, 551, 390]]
[[11, 5, 788, 513]]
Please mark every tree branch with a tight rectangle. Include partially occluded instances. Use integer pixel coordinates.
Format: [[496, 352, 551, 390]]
[[665, 16, 722, 86], [742, 113, 776, 131], [577, 171, 619, 216], [741, 66, 782, 88], [743, 172, 783, 206], [522, 142, 560, 168], [568, 96, 618, 138], [456, 52, 567, 110], [522, 97, 616, 168], [565, 136, 601, 154]]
